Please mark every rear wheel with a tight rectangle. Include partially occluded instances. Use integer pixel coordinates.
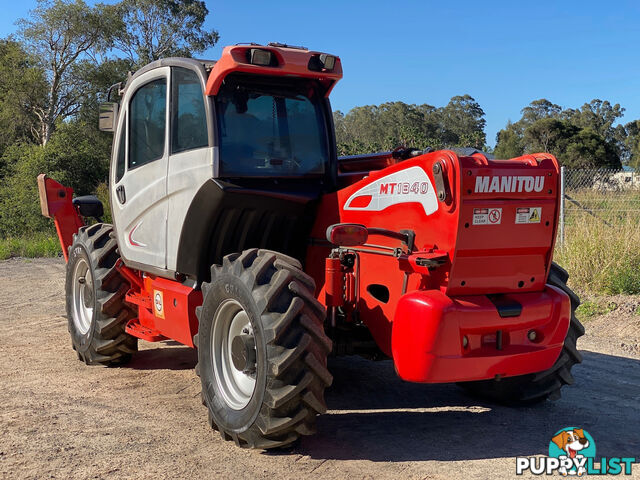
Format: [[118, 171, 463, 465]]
[[65, 224, 137, 366], [195, 249, 332, 449], [459, 262, 584, 404]]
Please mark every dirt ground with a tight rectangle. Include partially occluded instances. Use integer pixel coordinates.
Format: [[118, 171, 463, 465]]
[[0, 257, 638, 480]]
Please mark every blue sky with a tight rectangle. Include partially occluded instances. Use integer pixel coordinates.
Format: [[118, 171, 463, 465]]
[[2, 0, 640, 147]]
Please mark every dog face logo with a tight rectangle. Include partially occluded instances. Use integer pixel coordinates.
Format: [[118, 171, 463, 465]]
[[552, 429, 590, 459], [549, 428, 596, 476]]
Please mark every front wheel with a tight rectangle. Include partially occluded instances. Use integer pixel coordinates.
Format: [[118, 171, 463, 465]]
[[65, 224, 137, 366], [458, 262, 584, 405], [195, 249, 333, 449]]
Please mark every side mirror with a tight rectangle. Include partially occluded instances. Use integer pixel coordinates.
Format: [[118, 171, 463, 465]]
[[99, 102, 119, 132], [72, 195, 104, 221]]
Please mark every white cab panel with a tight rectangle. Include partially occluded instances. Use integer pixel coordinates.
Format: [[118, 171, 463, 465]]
[[166, 146, 215, 271], [111, 67, 170, 269]]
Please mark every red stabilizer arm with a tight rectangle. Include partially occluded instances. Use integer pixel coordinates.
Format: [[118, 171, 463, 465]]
[[37, 174, 84, 262]]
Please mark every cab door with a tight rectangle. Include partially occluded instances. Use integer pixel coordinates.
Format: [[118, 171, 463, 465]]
[[111, 67, 170, 270], [166, 66, 213, 271]]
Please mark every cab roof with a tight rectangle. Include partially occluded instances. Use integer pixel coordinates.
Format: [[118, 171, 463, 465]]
[[122, 43, 342, 98]]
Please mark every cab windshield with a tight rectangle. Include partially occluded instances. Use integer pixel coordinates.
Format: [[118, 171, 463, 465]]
[[215, 75, 330, 177]]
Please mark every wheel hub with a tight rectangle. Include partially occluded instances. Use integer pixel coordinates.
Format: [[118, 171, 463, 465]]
[[231, 334, 256, 373], [79, 276, 94, 309], [211, 299, 257, 410]]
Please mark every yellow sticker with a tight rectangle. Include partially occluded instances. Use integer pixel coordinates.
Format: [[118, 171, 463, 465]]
[[515, 207, 542, 224], [529, 208, 541, 223]]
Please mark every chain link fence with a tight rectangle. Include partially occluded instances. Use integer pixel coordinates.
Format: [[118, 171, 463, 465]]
[[558, 167, 640, 245]]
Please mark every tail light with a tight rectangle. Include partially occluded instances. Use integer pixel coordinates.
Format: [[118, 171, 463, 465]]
[[326, 223, 368, 246]]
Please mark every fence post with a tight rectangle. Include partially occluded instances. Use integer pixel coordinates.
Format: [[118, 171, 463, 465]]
[[559, 166, 565, 247]]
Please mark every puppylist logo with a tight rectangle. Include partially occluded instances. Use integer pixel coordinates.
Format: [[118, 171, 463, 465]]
[[516, 427, 636, 476]]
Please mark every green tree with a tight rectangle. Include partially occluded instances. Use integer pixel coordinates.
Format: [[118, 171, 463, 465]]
[[562, 127, 620, 169], [522, 117, 574, 153], [0, 119, 111, 236], [17, 0, 118, 145], [564, 99, 624, 143], [0, 40, 47, 158], [563, 99, 628, 162], [439, 94, 486, 149], [495, 98, 625, 168], [495, 99, 561, 158], [72, 57, 134, 124], [0, 143, 55, 236], [113, 0, 219, 66], [624, 120, 640, 169], [521, 98, 562, 124], [333, 96, 487, 156], [522, 118, 621, 168], [493, 121, 523, 159]]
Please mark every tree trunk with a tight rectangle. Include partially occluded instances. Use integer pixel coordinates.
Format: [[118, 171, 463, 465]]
[[41, 73, 59, 146]]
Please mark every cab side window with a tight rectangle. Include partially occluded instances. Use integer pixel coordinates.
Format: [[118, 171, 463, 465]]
[[171, 68, 208, 154], [115, 112, 126, 182], [129, 78, 167, 169]]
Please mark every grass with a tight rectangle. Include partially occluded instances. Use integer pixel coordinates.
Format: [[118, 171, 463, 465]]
[[576, 299, 618, 319], [0, 233, 61, 260], [555, 215, 640, 295]]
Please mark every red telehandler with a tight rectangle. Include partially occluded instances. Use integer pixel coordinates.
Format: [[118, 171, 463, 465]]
[[38, 43, 583, 449]]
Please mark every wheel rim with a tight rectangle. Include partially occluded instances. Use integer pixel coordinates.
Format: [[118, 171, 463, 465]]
[[71, 257, 94, 335], [211, 299, 257, 410]]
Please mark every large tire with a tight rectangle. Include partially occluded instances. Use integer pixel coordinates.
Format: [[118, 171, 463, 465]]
[[459, 262, 584, 404], [65, 223, 137, 366], [195, 249, 332, 449]]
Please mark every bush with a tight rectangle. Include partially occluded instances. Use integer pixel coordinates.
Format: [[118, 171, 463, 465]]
[[0, 142, 60, 237], [94, 181, 112, 223], [555, 217, 640, 294], [0, 120, 110, 237]]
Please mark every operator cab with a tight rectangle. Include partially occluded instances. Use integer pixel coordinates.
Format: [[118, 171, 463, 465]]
[[102, 45, 342, 281]]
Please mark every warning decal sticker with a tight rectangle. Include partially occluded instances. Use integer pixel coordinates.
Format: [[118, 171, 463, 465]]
[[515, 207, 542, 224], [473, 207, 502, 225], [154, 290, 165, 319]]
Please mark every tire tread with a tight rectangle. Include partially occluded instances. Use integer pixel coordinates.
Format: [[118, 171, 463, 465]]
[[196, 249, 331, 449], [66, 224, 137, 366]]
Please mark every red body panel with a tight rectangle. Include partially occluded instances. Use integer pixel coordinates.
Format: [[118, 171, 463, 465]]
[[37, 174, 84, 261], [391, 286, 571, 382], [135, 276, 201, 347], [119, 264, 202, 347]]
